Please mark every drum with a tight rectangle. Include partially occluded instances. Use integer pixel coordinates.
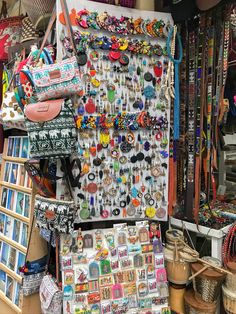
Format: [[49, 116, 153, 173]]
[[184, 289, 217, 314], [165, 247, 191, 285], [169, 283, 186, 314], [222, 285, 236, 314], [191, 256, 226, 303], [226, 262, 236, 292]]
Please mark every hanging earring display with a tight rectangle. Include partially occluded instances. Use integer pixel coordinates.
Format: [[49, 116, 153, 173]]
[[56, 0, 173, 223]]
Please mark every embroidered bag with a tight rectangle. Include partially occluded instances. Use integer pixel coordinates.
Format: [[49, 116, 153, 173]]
[[24, 98, 77, 159], [34, 195, 75, 234], [21, 254, 48, 296], [1, 91, 26, 129], [40, 275, 63, 314]]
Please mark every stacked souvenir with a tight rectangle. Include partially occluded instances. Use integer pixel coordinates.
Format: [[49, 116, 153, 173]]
[[60, 221, 171, 314]]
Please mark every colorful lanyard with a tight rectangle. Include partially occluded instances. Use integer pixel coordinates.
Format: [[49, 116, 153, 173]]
[[167, 26, 183, 141]]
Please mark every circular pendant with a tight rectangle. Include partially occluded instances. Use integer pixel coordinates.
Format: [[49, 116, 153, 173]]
[[156, 207, 166, 219], [85, 99, 96, 114], [119, 54, 129, 66], [145, 207, 156, 218], [144, 72, 153, 82], [90, 50, 99, 61], [120, 141, 132, 153], [77, 53, 88, 66], [80, 208, 90, 220], [87, 183, 98, 194], [127, 206, 136, 217]]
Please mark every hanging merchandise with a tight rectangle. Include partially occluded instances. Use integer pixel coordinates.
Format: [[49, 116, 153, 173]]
[[60, 222, 171, 313], [0, 1, 23, 60], [56, 0, 173, 222]]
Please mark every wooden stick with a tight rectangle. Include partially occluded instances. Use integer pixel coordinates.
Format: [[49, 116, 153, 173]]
[[177, 238, 233, 275], [189, 265, 209, 281]]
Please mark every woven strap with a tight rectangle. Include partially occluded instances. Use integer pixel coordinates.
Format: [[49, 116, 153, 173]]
[[222, 223, 236, 267]]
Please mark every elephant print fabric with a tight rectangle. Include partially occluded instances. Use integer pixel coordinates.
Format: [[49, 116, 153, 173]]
[[34, 195, 75, 234], [25, 99, 77, 159]]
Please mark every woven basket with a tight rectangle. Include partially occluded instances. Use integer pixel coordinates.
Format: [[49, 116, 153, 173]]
[[184, 289, 217, 314], [222, 285, 236, 314], [226, 262, 236, 292], [191, 257, 226, 303], [21, 0, 55, 27]]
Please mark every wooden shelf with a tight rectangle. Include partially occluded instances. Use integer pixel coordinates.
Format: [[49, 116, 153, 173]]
[[2, 157, 28, 164], [0, 262, 22, 283], [0, 206, 30, 224], [0, 182, 31, 194], [0, 290, 22, 314], [0, 234, 27, 254]]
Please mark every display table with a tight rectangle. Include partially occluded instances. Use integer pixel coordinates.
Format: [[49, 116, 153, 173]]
[[170, 217, 232, 263]]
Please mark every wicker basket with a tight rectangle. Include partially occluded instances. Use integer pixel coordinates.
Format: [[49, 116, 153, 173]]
[[222, 285, 236, 314], [191, 257, 226, 303], [166, 229, 184, 247], [226, 262, 236, 292], [184, 289, 217, 314], [21, 0, 55, 27]]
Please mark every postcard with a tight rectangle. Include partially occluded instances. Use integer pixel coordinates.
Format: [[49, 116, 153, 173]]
[[13, 138, 21, 158], [7, 138, 14, 157], [1, 187, 8, 207], [15, 192, 24, 215], [1, 242, 10, 265], [21, 137, 29, 158], [0, 270, 6, 292], [23, 194, 30, 218], [8, 247, 16, 271], [16, 252, 25, 275], [12, 219, 21, 243], [20, 223, 28, 248], [6, 275, 14, 300]]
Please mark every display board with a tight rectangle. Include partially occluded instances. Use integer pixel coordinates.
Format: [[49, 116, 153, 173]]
[[60, 221, 171, 314], [0, 136, 32, 313], [56, 0, 173, 222]]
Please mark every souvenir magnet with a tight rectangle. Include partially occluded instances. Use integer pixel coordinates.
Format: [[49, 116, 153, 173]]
[[148, 278, 158, 293], [112, 283, 123, 299], [89, 261, 100, 279], [156, 268, 167, 282], [75, 282, 89, 293], [123, 282, 137, 296], [138, 281, 148, 297], [118, 246, 128, 259], [63, 285, 73, 300], [111, 259, 119, 272], [88, 280, 99, 292], [154, 253, 164, 268], [133, 254, 144, 268], [83, 233, 93, 249], [100, 259, 111, 275], [101, 301, 112, 314], [64, 269, 74, 285], [62, 256, 72, 270], [101, 286, 112, 300], [137, 268, 146, 281], [87, 291, 101, 304], [99, 274, 113, 287]]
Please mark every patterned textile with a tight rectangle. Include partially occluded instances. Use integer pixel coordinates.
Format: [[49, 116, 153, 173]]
[[40, 275, 63, 314], [24, 98, 77, 159], [22, 271, 45, 296], [31, 56, 82, 101], [34, 195, 75, 234]]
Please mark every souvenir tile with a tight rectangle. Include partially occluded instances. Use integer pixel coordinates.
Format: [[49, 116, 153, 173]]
[[88, 280, 99, 292], [111, 298, 129, 314], [118, 245, 128, 259], [153, 238, 163, 254], [127, 226, 138, 244], [73, 254, 88, 264], [64, 300, 73, 314], [144, 253, 154, 265], [123, 282, 137, 296], [128, 244, 141, 254], [110, 259, 119, 272], [89, 261, 100, 279], [63, 285, 74, 301], [64, 269, 74, 285], [146, 265, 155, 279], [138, 281, 148, 298], [91, 304, 101, 314], [101, 301, 112, 314], [61, 235, 72, 255], [75, 266, 88, 283], [137, 268, 146, 281], [62, 256, 73, 270], [113, 271, 125, 284], [117, 231, 127, 246], [95, 230, 103, 251], [75, 293, 87, 304], [88, 291, 101, 304], [133, 254, 144, 268], [111, 283, 123, 299], [124, 269, 136, 282], [127, 295, 138, 309], [158, 282, 169, 298], [142, 244, 153, 254], [154, 254, 164, 269], [138, 297, 152, 309], [100, 260, 111, 275], [156, 268, 167, 283], [148, 279, 158, 294], [99, 275, 113, 287], [83, 233, 93, 249], [100, 286, 112, 300], [138, 227, 150, 243], [75, 282, 89, 293], [105, 231, 115, 251], [120, 257, 133, 269]]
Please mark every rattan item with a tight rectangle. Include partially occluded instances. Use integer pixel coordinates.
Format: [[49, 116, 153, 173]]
[[226, 262, 236, 292], [21, 0, 55, 27], [191, 256, 226, 303], [184, 289, 217, 314], [20, 17, 39, 43], [165, 247, 191, 285], [169, 283, 186, 314], [166, 229, 184, 247], [222, 284, 236, 314]]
